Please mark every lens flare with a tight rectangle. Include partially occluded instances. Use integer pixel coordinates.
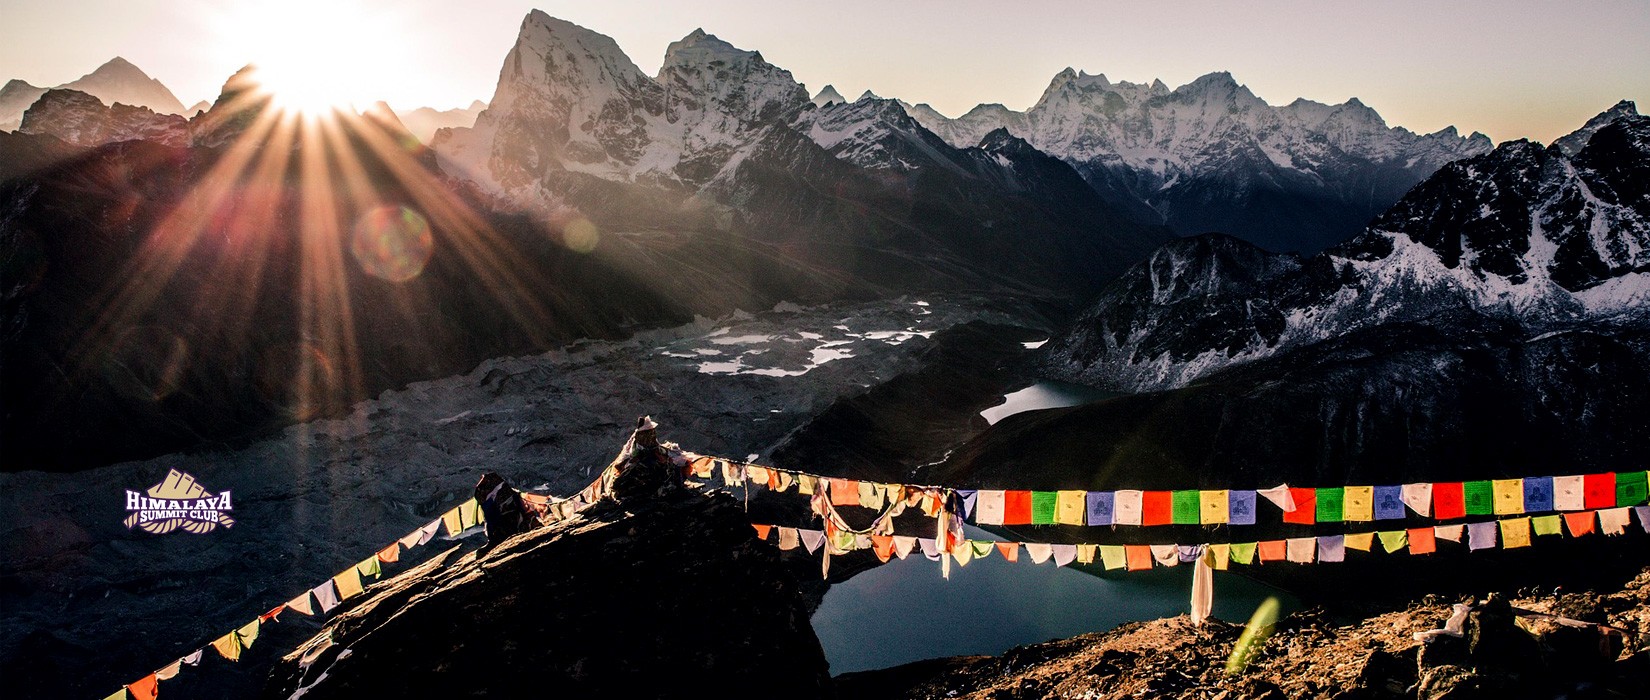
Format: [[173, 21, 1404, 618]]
[[351, 205, 434, 282], [562, 217, 601, 253], [1226, 596, 1281, 675]]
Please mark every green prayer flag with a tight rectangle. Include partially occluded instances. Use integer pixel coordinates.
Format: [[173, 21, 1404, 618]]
[[1171, 490, 1201, 524], [1531, 514, 1563, 536], [1315, 487, 1345, 522], [969, 540, 994, 558], [1463, 480, 1494, 515], [1030, 491, 1057, 524], [1099, 545, 1126, 570], [1616, 471, 1648, 506], [1229, 542, 1257, 565], [1377, 530, 1408, 553], [356, 556, 382, 579]]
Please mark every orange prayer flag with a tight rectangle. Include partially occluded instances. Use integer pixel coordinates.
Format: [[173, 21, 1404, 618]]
[[259, 604, 285, 622], [127, 675, 158, 700], [1124, 545, 1153, 571], [1257, 540, 1287, 563], [377, 543, 400, 564], [871, 535, 895, 563], [752, 524, 773, 540], [1563, 511, 1596, 537], [1407, 527, 1437, 555], [995, 542, 1019, 562]]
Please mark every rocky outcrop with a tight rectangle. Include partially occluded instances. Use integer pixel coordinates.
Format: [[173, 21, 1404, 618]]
[[263, 489, 832, 699], [837, 568, 1650, 699], [1, 57, 188, 132], [906, 70, 1494, 253], [17, 88, 189, 147]]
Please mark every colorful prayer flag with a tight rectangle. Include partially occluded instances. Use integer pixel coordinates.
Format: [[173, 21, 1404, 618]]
[[1030, 491, 1058, 524], [1524, 477, 1554, 513], [752, 524, 772, 540], [1433, 483, 1466, 519], [102, 688, 126, 700], [997, 542, 1019, 562], [1286, 538, 1315, 563], [1077, 544, 1096, 564], [155, 660, 182, 681], [1400, 482, 1433, 517], [1125, 545, 1153, 571], [1435, 524, 1465, 542], [334, 567, 365, 600], [1407, 527, 1436, 555], [1150, 544, 1179, 567], [1258, 540, 1287, 563], [1229, 542, 1256, 565], [1378, 530, 1408, 553], [1531, 514, 1562, 536], [1500, 518, 1532, 548], [286, 591, 314, 616], [1085, 491, 1114, 526], [1492, 479, 1524, 514], [1315, 487, 1344, 523], [778, 527, 799, 551], [441, 508, 462, 537], [1171, 490, 1201, 525], [1583, 473, 1615, 509], [1142, 491, 1173, 526], [1209, 543, 1230, 570], [1317, 535, 1346, 562], [1467, 521, 1497, 550], [1100, 545, 1126, 570], [1345, 532, 1375, 551], [1463, 481, 1494, 516], [1052, 544, 1078, 566], [1598, 507, 1632, 535], [1026, 543, 1054, 564], [458, 498, 479, 529], [1343, 486, 1373, 522], [1055, 490, 1086, 525], [1200, 490, 1229, 525], [237, 619, 259, 649], [377, 543, 400, 564], [1257, 485, 1296, 512], [976, 490, 1006, 525], [128, 674, 158, 700], [1616, 471, 1648, 506], [312, 580, 340, 613], [1114, 490, 1144, 525], [1564, 511, 1596, 537], [1003, 491, 1032, 524], [356, 556, 381, 579], [1283, 488, 1316, 524], [1228, 490, 1258, 525], [1374, 485, 1406, 520], [211, 632, 240, 661], [1553, 475, 1585, 511]]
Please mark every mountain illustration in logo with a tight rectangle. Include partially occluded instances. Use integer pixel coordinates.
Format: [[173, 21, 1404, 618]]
[[124, 469, 235, 534]]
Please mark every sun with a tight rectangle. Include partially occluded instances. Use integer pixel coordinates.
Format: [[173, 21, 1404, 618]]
[[208, 0, 408, 114]]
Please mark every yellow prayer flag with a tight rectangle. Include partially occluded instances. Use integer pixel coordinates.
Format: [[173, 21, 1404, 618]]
[[860, 482, 886, 509], [1076, 544, 1097, 564], [1493, 479, 1525, 515], [798, 475, 817, 495], [334, 567, 366, 600], [211, 632, 241, 661], [1099, 545, 1127, 570], [103, 688, 127, 700], [1209, 543, 1230, 570], [1500, 517, 1532, 548], [1055, 490, 1086, 525], [1345, 532, 1375, 551], [1343, 486, 1374, 522], [441, 508, 462, 537], [1200, 490, 1230, 524], [1531, 514, 1562, 536], [237, 619, 260, 649], [776, 471, 794, 492], [458, 498, 479, 529]]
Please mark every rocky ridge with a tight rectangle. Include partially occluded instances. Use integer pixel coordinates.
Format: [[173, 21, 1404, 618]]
[[1, 57, 187, 132]]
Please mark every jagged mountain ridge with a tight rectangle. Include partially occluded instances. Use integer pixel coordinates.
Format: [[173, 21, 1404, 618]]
[[17, 89, 190, 148], [394, 100, 486, 144], [906, 69, 1494, 253], [1045, 103, 1649, 392], [433, 11, 1169, 294], [0, 57, 187, 131]]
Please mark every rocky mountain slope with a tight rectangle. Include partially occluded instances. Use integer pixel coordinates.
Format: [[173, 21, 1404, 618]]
[[1, 57, 187, 131], [1045, 103, 1649, 392], [17, 88, 190, 147], [906, 70, 1493, 253], [262, 489, 832, 699], [839, 567, 1650, 699], [394, 100, 486, 144]]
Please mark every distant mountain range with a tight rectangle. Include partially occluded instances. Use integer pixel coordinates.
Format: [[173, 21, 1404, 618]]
[[905, 70, 1493, 253], [0, 57, 186, 131]]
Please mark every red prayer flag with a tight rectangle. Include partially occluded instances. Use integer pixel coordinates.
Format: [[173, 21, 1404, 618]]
[[128, 674, 159, 700], [1124, 545, 1153, 571], [1282, 488, 1316, 524], [1003, 491, 1033, 524], [1407, 527, 1437, 555], [1142, 491, 1173, 526], [1564, 511, 1596, 537], [1583, 473, 1616, 509], [1433, 482, 1466, 520], [1257, 540, 1287, 562], [259, 604, 285, 622]]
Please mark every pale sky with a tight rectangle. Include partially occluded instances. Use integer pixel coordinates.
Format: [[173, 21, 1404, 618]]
[[1, 0, 1646, 143]]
